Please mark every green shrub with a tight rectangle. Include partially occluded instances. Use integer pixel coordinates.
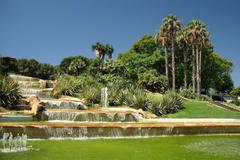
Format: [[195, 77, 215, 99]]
[[124, 87, 148, 110], [77, 76, 103, 105], [231, 100, 240, 106], [53, 75, 82, 98], [0, 77, 21, 109], [138, 69, 167, 93], [148, 91, 183, 116], [230, 87, 240, 96], [200, 95, 211, 101], [180, 89, 196, 99]]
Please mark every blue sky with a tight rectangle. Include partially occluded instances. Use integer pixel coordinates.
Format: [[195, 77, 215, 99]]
[[0, 0, 239, 86]]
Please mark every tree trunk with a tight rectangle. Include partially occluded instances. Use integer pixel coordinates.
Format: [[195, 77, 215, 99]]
[[183, 51, 187, 89], [171, 37, 175, 91], [196, 46, 200, 100], [192, 46, 196, 93], [199, 50, 202, 98], [164, 46, 169, 87]]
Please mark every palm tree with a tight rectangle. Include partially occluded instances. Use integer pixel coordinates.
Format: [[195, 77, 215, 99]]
[[187, 20, 209, 99], [105, 44, 114, 60], [155, 26, 170, 86], [92, 42, 106, 70], [177, 28, 188, 89], [186, 20, 198, 94], [162, 15, 181, 91]]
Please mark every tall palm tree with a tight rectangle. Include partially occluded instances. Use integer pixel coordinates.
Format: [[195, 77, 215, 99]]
[[92, 42, 106, 70], [105, 44, 114, 60], [155, 26, 170, 86], [186, 20, 198, 94], [187, 20, 209, 99], [177, 28, 188, 89], [162, 15, 181, 91]]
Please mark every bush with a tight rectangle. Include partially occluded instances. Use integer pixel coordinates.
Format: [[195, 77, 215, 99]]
[[148, 91, 183, 116], [0, 77, 21, 109], [180, 89, 196, 99], [138, 69, 168, 93], [230, 87, 240, 96], [231, 100, 240, 106], [200, 95, 211, 101], [124, 87, 148, 110], [77, 76, 103, 105], [53, 75, 82, 98], [108, 84, 129, 106]]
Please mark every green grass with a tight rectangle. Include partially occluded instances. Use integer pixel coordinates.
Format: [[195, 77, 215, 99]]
[[1, 135, 240, 160], [167, 100, 240, 118]]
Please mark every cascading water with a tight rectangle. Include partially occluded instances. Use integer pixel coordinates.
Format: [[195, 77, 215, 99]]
[[42, 111, 144, 122], [1, 132, 28, 153], [101, 87, 108, 108]]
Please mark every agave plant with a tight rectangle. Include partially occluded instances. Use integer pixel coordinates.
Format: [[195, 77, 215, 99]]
[[53, 75, 83, 98], [148, 91, 183, 116], [0, 77, 21, 109], [124, 86, 148, 110]]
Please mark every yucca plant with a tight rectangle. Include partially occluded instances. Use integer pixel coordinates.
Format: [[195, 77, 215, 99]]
[[124, 86, 148, 110], [148, 91, 183, 116], [53, 75, 82, 98], [0, 76, 21, 109]]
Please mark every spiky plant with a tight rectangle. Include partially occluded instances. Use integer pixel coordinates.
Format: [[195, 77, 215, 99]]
[[0, 77, 21, 109]]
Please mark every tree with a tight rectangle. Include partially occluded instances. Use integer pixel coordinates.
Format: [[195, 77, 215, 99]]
[[230, 87, 240, 96], [187, 20, 209, 99], [68, 58, 88, 76], [177, 28, 189, 89], [92, 42, 114, 70], [59, 56, 89, 75], [133, 35, 158, 54], [17, 59, 39, 77], [138, 69, 168, 92], [0, 56, 18, 75], [105, 44, 114, 60], [155, 28, 170, 86], [162, 15, 181, 91]]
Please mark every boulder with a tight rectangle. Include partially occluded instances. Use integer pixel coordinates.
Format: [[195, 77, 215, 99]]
[[26, 96, 45, 117]]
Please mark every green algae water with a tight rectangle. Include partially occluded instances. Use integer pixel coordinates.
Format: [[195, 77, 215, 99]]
[[1, 135, 240, 160]]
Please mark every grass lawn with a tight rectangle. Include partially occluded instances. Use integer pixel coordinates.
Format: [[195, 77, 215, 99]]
[[1, 135, 240, 160], [167, 100, 240, 118]]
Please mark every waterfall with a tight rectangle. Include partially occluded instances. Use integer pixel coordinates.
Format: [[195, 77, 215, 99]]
[[42, 111, 144, 122], [101, 87, 108, 108]]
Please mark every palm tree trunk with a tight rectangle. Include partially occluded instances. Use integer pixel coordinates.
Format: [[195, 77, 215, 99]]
[[171, 37, 175, 91], [192, 45, 196, 93], [196, 46, 200, 100], [164, 46, 169, 87], [199, 50, 202, 98], [183, 51, 187, 89]]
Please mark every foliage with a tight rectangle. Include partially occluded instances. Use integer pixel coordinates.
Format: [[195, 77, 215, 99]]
[[180, 88, 196, 99], [138, 69, 168, 92], [77, 76, 103, 105], [53, 75, 82, 98], [124, 87, 148, 110], [0, 76, 21, 109], [17, 59, 39, 77], [68, 58, 88, 76], [200, 95, 211, 101], [131, 35, 158, 54], [0, 56, 18, 75], [149, 91, 183, 116], [17, 58, 56, 80], [231, 100, 240, 106], [59, 56, 89, 75], [230, 87, 240, 96], [107, 83, 129, 106]]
